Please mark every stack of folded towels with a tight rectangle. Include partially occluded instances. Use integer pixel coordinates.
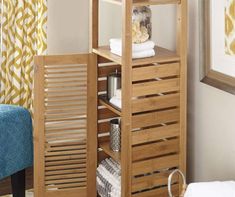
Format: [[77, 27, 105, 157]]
[[110, 38, 155, 59], [97, 158, 121, 197], [110, 89, 121, 109]]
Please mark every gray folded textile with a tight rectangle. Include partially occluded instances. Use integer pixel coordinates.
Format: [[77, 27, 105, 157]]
[[97, 158, 121, 197]]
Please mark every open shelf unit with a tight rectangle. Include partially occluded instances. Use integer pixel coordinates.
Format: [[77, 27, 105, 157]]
[[91, 0, 187, 196]]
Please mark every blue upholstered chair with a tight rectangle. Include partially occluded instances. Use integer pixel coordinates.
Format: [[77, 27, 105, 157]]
[[0, 105, 33, 197]]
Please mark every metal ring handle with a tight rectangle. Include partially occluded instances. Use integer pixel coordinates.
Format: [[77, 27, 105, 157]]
[[168, 169, 187, 197]]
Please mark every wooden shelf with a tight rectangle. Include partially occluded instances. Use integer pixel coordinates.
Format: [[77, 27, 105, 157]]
[[93, 46, 180, 66], [101, 0, 180, 6], [99, 95, 121, 116], [100, 141, 121, 162]]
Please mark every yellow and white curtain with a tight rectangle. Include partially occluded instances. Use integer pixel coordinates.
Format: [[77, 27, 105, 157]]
[[0, 0, 47, 109], [225, 0, 235, 55]]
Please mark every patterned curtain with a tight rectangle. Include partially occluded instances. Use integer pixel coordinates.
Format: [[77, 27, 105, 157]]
[[0, 0, 47, 109]]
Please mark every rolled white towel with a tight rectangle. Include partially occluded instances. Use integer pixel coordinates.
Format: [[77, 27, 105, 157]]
[[110, 97, 121, 109], [111, 48, 155, 59], [184, 181, 235, 197], [110, 38, 155, 52]]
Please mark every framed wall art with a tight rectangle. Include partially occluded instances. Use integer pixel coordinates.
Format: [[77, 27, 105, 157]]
[[200, 0, 235, 94]]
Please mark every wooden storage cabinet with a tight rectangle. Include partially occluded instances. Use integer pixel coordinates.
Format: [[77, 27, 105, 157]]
[[93, 0, 187, 196], [34, 0, 187, 196]]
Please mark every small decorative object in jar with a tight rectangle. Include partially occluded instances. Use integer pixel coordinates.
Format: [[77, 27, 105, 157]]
[[132, 6, 152, 44]]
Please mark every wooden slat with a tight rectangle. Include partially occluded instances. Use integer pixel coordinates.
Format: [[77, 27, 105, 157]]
[[177, 0, 188, 183], [121, 1, 133, 197], [45, 154, 86, 162], [46, 177, 87, 185], [99, 141, 121, 162], [132, 154, 179, 176], [132, 139, 179, 161], [86, 53, 98, 197], [45, 96, 87, 103], [46, 182, 86, 189], [34, 56, 46, 196], [98, 64, 121, 77], [132, 78, 180, 97], [98, 80, 106, 92], [132, 108, 180, 129], [132, 184, 179, 197], [45, 78, 86, 84], [132, 171, 178, 193], [93, 46, 180, 66], [45, 149, 86, 156], [132, 123, 180, 145], [45, 168, 86, 176], [132, 63, 180, 82], [132, 93, 180, 113], [45, 188, 86, 197], [42, 54, 88, 65], [98, 108, 118, 120], [45, 163, 86, 171], [45, 159, 86, 167], [45, 173, 87, 181], [98, 121, 110, 133]]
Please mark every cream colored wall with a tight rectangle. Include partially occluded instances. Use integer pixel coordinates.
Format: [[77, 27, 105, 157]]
[[47, 0, 235, 182], [188, 0, 235, 182], [48, 0, 89, 54], [48, 1, 176, 53]]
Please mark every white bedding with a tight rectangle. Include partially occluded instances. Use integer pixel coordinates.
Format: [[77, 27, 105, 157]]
[[185, 181, 235, 197]]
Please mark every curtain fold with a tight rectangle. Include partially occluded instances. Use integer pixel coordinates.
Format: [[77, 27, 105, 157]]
[[0, 0, 47, 109]]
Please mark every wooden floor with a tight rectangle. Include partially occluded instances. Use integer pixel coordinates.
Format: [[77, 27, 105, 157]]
[[0, 168, 33, 196]]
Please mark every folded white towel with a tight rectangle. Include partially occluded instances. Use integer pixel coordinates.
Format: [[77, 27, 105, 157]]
[[110, 97, 121, 109], [110, 38, 155, 52], [111, 48, 155, 59], [185, 181, 235, 197]]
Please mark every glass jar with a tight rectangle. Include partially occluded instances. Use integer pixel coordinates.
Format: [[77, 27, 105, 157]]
[[132, 6, 152, 44]]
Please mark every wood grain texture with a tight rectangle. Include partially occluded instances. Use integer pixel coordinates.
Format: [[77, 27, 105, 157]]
[[86, 54, 98, 197], [34, 56, 46, 197], [132, 123, 180, 145], [132, 108, 180, 129], [132, 139, 179, 161], [132, 78, 180, 97], [121, 1, 133, 197], [132, 93, 180, 113], [93, 46, 180, 66], [132, 154, 179, 176], [132, 171, 178, 193], [34, 54, 93, 197], [177, 0, 188, 182], [132, 62, 180, 82]]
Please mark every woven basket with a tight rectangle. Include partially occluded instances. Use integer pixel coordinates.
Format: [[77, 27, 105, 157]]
[[168, 169, 187, 197]]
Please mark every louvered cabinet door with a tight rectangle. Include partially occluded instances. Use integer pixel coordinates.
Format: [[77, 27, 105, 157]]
[[34, 54, 97, 197]]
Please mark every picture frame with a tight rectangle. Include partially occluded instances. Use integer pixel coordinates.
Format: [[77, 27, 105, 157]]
[[199, 0, 235, 94]]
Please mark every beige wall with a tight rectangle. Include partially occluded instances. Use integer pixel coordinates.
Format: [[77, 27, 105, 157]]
[[188, 0, 235, 182], [47, 0, 235, 182]]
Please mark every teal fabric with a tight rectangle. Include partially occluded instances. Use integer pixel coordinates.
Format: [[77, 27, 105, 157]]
[[0, 105, 33, 180]]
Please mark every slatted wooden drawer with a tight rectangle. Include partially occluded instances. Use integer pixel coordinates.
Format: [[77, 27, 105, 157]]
[[130, 62, 181, 196]]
